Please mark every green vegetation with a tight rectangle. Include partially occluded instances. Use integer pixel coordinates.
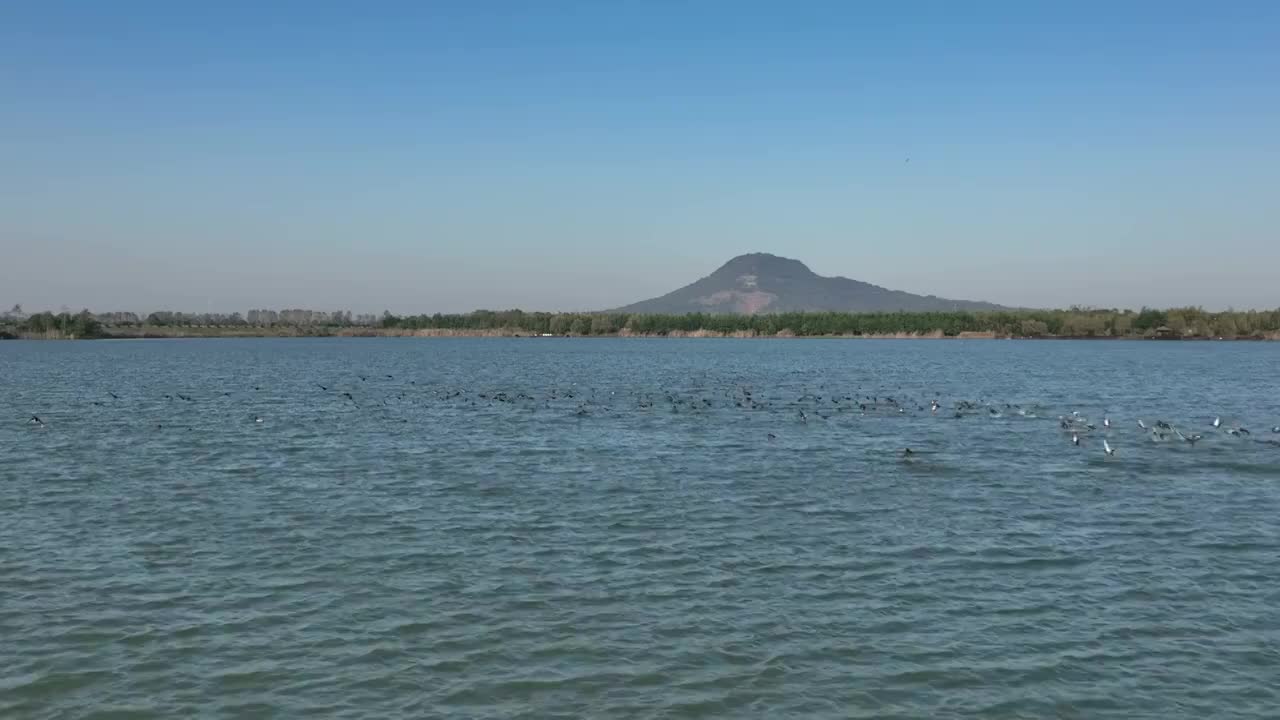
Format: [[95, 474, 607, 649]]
[[377, 307, 1280, 339], [4, 306, 1279, 340], [15, 310, 105, 339]]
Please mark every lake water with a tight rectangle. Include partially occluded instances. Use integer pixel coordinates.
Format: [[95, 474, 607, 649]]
[[2, 338, 1279, 718]]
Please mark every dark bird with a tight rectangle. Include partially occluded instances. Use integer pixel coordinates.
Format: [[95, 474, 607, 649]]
[[385, 374, 394, 379], [341, 392, 359, 407], [902, 448, 913, 457], [317, 384, 328, 391], [359, 375, 367, 381], [767, 433, 777, 441], [108, 392, 120, 400], [29, 415, 45, 427]]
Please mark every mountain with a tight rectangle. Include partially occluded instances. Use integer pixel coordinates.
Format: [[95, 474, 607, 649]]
[[613, 253, 1005, 314]]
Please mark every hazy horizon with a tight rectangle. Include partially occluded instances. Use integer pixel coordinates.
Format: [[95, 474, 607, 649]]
[[4, 3, 1279, 313]]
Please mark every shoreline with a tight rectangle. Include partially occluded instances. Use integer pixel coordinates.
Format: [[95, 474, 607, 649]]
[[4, 327, 1277, 342]]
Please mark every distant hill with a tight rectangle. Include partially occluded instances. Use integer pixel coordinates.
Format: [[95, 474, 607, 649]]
[[613, 253, 1006, 315]]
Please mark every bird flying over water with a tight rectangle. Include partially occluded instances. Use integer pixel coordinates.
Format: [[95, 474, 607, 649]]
[[29, 415, 45, 427], [1103, 440, 1115, 456], [1174, 430, 1201, 445], [1137, 419, 1147, 429], [108, 392, 119, 400], [1213, 417, 1221, 428], [1103, 417, 1111, 428], [1072, 433, 1080, 446]]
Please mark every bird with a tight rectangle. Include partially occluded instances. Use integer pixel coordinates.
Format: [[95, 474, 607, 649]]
[[1103, 440, 1116, 456], [767, 433, 777, 441], [1072, 433, 1080, 446], [1174, 430, 1201, 445], [1213, 417, 1221, 428], [108, 392, 120, 400], [1273, 426, 1280, 434], [317, 384, 328, 391], [29, 415, 45, 427], [1103, 417, 1111, 428], [253, 416, 264, 424], [1137, 419, 1147, 430], [902, 448, 913, 457]]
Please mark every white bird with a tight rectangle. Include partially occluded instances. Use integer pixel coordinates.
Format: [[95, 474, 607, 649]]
[[1072, 433, 1080, 446], [1137, 419, 1147, 429], [1103, 440, 1116, 456], [1103, 417, 1111, 428], [254, 416, 264, 424], [1273, 426, 1280, 434], [1213, 417, 1221, 428]]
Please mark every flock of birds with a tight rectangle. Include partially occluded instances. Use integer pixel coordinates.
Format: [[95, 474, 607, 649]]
[[21, 376, 1280, 462]]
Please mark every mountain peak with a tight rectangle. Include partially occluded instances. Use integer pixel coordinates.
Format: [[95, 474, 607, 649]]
[[613, 253, 1004, 315], [715, 253, 814, 277]]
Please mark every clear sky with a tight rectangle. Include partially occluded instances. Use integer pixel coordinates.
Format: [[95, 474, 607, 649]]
[[3, 1, 1278, 313]]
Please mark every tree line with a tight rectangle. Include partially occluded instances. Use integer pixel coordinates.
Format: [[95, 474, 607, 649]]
[[12, 311, 105, 339], [5, 306, 1280, 339], [377, 307, 1280, 338]]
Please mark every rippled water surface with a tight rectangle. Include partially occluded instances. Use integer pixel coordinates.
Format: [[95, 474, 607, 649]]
[[3, 338, 1279, 718]]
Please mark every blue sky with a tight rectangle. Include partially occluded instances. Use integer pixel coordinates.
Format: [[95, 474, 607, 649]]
[[3, 1, 1278, 312]]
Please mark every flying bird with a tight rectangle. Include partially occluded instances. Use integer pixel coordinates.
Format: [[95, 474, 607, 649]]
[[1103, 440, 1116, 456], [1103, 417, 1111, 428], [1213, 417, 1221, 428], [1174, 430, 1201, 445], [29, 415, 45, 427], [1137, 419, 1147, 430], [1072, 433, 1080, 446]]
